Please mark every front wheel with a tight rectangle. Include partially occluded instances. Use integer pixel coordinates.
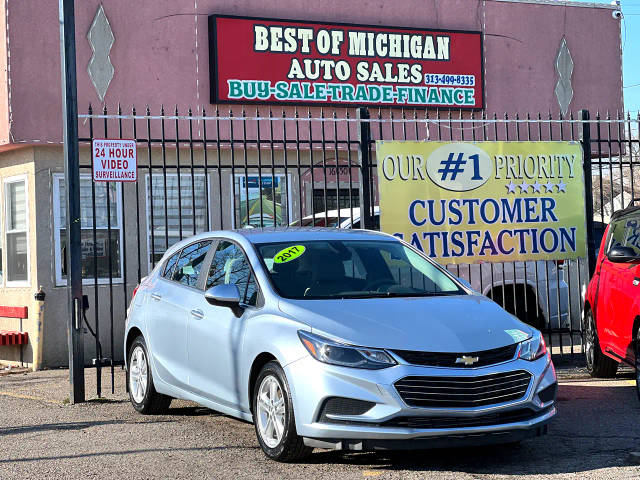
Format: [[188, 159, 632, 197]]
[[635, 326, 640, 401], [584, 310, 618, 378], [127, 335, 172, 414], [252, 361, 312, 462]]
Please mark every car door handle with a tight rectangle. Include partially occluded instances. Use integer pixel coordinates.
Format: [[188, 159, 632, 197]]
[[634, 277, 640, 286], [190, 309, 204, 320], [150, 293, 162, 302]]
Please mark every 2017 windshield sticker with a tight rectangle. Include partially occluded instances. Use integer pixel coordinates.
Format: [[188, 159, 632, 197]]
[[505, 329, 530, 343], [274, 245, 306, 264]]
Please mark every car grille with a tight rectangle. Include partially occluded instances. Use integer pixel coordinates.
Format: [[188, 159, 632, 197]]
[[381, 407, 548, 429], [391, 344, 518, 368], [394, 370, 532, 408]]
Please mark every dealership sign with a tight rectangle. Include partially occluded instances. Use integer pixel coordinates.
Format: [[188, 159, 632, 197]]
[[92, 139, 137, 182], [377, 141, 586, 263], [208, 15, 483, 108]]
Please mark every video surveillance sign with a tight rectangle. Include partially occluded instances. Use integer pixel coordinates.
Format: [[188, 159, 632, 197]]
[[92, 139, 137, 182]]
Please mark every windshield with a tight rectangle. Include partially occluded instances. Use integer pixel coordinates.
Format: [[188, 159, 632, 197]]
[[256, 239, 466, 299]]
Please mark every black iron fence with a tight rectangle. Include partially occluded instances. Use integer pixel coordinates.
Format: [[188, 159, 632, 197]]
[[75, 106, 639, 395]]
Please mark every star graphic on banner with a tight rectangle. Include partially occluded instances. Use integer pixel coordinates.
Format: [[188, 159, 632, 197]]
[[556, 180, 567, 193], [519, 181, 530, 193], [531, 181, 542, 193], [506, 181, 517, 194], [543, 181, 555, 192]]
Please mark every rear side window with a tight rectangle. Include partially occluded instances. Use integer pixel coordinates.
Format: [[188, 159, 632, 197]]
[[207, 241, 259, 306], [162, 252, 180, 279], [171, 241, 212, 287]]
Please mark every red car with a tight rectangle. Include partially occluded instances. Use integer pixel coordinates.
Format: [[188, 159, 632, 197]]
[[584, 205, 640, 393]]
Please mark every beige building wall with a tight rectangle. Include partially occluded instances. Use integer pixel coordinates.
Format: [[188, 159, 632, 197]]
[[0, 147, 38, 366]]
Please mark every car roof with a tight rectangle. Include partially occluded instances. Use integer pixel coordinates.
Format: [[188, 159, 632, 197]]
[[158, 227, 395, 262], [235, 226, 392, 244], [610, 204, 640, 222]]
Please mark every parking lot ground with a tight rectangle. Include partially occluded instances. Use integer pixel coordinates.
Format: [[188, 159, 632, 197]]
[[1, 363, 640, 480]]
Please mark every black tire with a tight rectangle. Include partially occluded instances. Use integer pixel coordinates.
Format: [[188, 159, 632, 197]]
[[635, 326, 640, 402], [252, 361, 312, 462], [584, 310, 618, 378], [127, 335, 172, 414]]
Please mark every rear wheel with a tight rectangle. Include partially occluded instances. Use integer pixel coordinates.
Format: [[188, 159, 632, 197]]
[[584, 310, 618, 378], [127, 336, 172, 414], [252, 361, 312, 462]]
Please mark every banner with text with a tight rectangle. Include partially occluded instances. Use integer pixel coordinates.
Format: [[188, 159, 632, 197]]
[[377, 141, 586, 263], [209, 15, 483, 108]]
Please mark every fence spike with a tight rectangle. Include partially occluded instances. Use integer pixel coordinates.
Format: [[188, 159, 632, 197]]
[[88, 104, 93, 115]]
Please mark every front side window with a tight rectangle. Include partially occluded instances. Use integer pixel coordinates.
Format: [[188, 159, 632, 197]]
[[54, 175, 122, 285], [207, 241, 258, 306], [257, 239, 465, 299], [5, 177, 28, 284], [171, 241, 211, 287], [146, 174, 208, 267]]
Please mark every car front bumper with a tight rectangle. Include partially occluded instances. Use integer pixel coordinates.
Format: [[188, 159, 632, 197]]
[[285, 352, 557, 450]]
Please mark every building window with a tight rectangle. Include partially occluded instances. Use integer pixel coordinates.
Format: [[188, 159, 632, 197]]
[[146, 174, 209, 267], [53, 174, 123, 286], [232, 174, 291, 228], [5, 176, 29, 285], [313, 188, 359, 214]]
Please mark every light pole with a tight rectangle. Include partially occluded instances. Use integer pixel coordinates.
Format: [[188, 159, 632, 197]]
[[59, 0, 85, 403]]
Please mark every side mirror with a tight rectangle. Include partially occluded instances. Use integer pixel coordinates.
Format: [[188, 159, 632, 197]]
[[204, 284, 242, 309], [608, 246, 638, 263]]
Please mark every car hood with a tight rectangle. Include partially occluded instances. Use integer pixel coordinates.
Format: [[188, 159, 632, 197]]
[[278, 294, 534, 352]]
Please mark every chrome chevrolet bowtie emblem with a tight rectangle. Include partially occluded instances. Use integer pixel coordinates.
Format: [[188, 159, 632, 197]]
[[455, 355, 479, 366]]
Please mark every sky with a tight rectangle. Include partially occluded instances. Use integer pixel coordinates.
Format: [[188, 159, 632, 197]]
[[590, 0, 640, 115]]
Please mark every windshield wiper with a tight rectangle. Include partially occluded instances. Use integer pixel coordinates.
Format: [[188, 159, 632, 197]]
[[339, 291, 464, 299]]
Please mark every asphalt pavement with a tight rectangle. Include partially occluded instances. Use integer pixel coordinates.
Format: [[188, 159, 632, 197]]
[[1, 362, 640, 479]]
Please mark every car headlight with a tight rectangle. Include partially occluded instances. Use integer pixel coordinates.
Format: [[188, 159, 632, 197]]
[[518, 332, 548, 361], [298, 331, 396, 369]]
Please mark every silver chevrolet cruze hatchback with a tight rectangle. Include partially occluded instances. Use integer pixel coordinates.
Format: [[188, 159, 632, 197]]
[[124, 228, 557, 461]]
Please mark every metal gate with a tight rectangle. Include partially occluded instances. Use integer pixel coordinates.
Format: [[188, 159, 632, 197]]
[[76, 106, 640, 395]]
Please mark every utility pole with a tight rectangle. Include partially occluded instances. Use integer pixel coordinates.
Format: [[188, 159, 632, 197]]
[[59, 0, 85, 403]]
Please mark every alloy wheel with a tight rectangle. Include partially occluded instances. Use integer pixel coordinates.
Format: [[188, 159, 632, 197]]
[[256, 375, 286, 448], [129, 345, 148, 404], [585, 313, 595, 371]]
